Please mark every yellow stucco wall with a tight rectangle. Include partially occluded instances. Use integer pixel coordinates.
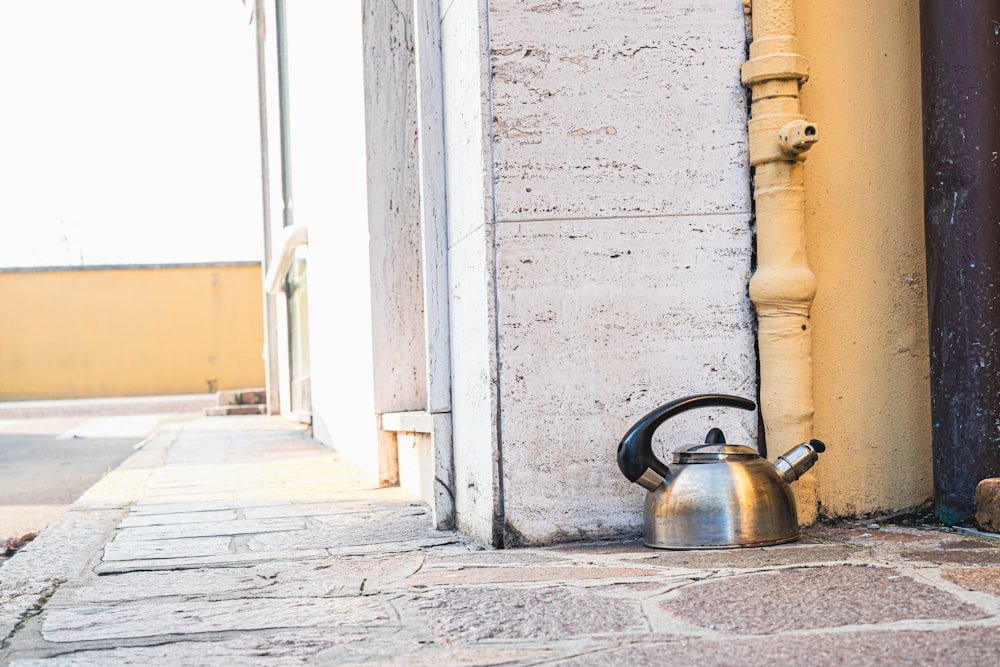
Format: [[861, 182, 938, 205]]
[[0, 264, 264, 400], [797, 0, 933, 516]]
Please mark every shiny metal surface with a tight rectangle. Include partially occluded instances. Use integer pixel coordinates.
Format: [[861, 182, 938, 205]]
[[636, 467, 666, 492], [674, 443, 759, 463], [643, 458, 800, 549], [774, 439, 824, 483]]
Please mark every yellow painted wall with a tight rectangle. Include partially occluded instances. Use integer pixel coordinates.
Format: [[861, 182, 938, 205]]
[[796, 0, 933, 516], [0, 264, 264, 400]]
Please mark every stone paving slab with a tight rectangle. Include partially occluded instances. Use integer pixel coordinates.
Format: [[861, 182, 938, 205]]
[[8, 631, 366, 667], [41, 596, 390, 642], [93, 548, 331, 574], [664, 564, 988, 634], [112, 516, 306, 541], [4, 415, 1000, 666], [551, 626, 1000, 667], [102, 535, 234, 561]]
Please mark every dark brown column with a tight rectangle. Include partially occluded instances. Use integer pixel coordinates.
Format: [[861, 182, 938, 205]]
[[920, 1, 1000, 524]]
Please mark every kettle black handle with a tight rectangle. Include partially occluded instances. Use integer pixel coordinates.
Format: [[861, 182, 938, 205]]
[[617, 394, 756, 487]]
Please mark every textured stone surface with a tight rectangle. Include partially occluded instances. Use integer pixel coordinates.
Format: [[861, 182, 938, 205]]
[[634, 544, 864, 569], [102, 536, 233, 562], [901, 548, 1000, 565], [975, 478, 1000, 532], [412, 586, 646, 642], [401, 564, 659, 588], [52, 569, 276, 605], [113, 517, 305, 541], [246, 518, 448, 553], [554, 627, 1000, 667], [436, 0, 756, 547], [9, 631, 364, 666], [488, 0, 750, 219], [363, 0, 428, 418], [495, 215, 756, 542], [339, 646, 562, 667], [93, 549, 329, 575], [117, 509, 238, 528], [12, 415, 1000, 666], [941, 567, 1000, 597], [41, 597, 389, 642], [666, 565, 986, 634]]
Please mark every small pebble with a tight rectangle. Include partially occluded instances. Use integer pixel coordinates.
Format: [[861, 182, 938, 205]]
[[867, 523, 880, 530]]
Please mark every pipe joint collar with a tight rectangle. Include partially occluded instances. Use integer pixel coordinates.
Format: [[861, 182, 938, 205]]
[[741, 53, 809, 86]]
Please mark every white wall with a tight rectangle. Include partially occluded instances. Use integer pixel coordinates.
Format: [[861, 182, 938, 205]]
[[281, 2, 379, 475]]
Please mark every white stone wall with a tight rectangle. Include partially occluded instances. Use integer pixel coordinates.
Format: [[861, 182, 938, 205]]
[[364, 0, 428, 418], [440, 0, 504, 545], [486, 0, 757, 543]]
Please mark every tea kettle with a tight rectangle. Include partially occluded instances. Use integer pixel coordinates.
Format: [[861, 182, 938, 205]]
[[617, 394, 825, 549]]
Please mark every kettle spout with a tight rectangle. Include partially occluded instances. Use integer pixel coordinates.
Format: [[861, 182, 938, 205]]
[[774, 439, 826, 483]]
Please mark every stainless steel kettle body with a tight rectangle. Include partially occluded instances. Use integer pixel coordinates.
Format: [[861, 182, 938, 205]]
[[617, 394, 825, 549]]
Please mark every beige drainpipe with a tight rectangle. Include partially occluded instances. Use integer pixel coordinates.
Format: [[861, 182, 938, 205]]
[[741, 0, 820, 518]]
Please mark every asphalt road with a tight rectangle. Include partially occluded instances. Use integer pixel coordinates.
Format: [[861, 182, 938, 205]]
[[0, 395, 215, 548]]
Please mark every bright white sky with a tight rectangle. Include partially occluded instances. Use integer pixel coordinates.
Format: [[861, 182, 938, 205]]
[[0, 1, 262, 267]]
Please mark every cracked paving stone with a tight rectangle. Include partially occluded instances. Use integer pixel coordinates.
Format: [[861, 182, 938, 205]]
[[240, 496, 421, 520], [48, 568, 278, 604], [117, 509, 238, 528], [425, 550, 564, 566], [41, 596, 389, 642], [93, 549, 330, 574], [8, 630, 365, 666], [102, 536, 233, 561], [337, 646, 564, 666], [410, 586, 646, 643], [664, 565, 987, 634], [52, 553, 417, 605], [248, 520, 450, 552], [112, 517, 306, 541], [634, 544, 862, 569], [400, 565, 661, 588]]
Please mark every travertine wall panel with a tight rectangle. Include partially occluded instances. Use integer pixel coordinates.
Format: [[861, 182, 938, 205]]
[[489, 0, 750, 220], [364, 0, 427, 415], [495, 216, 757, 540]]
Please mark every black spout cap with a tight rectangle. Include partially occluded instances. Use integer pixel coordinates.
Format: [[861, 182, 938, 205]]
[[809, 439, 826, 453]]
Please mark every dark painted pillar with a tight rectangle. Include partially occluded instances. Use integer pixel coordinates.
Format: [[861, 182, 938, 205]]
[[920, 1, 1000, 524]]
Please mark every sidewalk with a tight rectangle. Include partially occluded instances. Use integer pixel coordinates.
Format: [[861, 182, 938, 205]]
[[2, 416, 1000, 666]]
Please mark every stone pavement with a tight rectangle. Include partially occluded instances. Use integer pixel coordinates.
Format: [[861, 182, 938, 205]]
[[2, 416, 1000, 666]]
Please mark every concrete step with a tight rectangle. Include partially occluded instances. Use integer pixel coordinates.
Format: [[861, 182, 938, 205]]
[[214, 388, 266, 407], [204, 405, 268, 417]]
